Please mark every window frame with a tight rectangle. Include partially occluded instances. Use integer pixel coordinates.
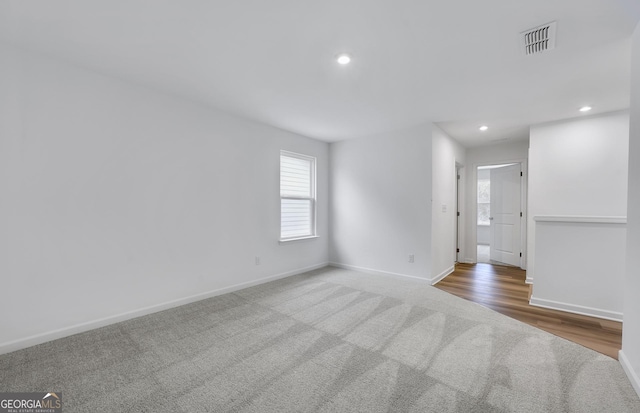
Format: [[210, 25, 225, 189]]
[[477, 178, 491, 226], [279, 150, 317, 242]]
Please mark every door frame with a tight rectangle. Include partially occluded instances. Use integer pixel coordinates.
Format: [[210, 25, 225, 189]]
[[455, 162, 464, 263], [472, 158, 528, 269]]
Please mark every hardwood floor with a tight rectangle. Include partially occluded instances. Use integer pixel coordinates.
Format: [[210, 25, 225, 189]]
[[434, 263, 622, 359]]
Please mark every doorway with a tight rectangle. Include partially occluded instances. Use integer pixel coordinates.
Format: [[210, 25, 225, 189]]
[[476, 163, 522, 267]]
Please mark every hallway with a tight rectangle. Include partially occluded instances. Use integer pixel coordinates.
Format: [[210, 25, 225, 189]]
[[435, 263, 622, 359]]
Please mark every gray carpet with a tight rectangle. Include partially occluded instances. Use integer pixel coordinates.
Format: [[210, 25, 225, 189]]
[[1, 266, 639, 412]]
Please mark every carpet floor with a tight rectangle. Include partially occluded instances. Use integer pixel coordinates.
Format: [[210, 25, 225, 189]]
[[1, 266, 639, 412]]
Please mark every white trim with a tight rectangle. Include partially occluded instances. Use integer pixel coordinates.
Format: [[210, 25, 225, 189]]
[[279, 235, 319, 243], [619, 350, 640, 398], [328, 262, 432, 283], [533, 215, 627, 224], [529, 296, 623, 322], [461, 258, 476, 264], [0, 262, 329, 356], [525, 277, 534, 285], [431, 265, 455, 285]]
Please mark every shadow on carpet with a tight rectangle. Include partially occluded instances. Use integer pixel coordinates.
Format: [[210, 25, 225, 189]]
[[1, 266, 639, 412]]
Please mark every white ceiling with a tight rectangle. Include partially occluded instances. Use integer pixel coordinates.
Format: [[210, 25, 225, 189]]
[[1, 1, 639, 146]]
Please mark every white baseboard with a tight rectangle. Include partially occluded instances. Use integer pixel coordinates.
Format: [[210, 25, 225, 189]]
[[328, 262, 431, 284], [619, 350, 640, 399], [462, 258, 475, 264], [431, 265, 455, 285], [0, 262, 329, 356], [529, 296, 623, 322]]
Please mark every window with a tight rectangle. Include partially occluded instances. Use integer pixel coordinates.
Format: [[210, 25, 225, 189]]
[[280, 151, 316, 240], [477, 178, 490, 226]]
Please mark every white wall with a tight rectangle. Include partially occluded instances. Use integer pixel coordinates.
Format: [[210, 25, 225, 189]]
[[329, 124, 433, 281], [528, 112, 629, 218], [463, 141, 529, 263], [0, 47, 329, 353], [531, 218, 626, 320], [528, 111, 629, 318], [621, 21, 640, 398], [431, 125, 466, 283]]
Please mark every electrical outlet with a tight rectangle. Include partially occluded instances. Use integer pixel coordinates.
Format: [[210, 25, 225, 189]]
[[255, 256, 261, 265], [408, 254, 415, 263]]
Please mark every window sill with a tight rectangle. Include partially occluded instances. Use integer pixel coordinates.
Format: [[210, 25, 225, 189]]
[[279, 235, 319, 244], [478, 223, 490, 227]]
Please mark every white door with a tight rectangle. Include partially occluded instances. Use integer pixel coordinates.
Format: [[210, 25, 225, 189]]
[[489, 164, 521, 266]]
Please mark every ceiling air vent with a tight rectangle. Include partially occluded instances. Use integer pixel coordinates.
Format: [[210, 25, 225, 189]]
[[521, 21, 556, 55]]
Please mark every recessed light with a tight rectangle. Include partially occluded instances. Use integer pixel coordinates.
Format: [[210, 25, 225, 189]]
[[336, 54, 351, 65], [579, 106, 592, 112], [479, 125, 489, 131]]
